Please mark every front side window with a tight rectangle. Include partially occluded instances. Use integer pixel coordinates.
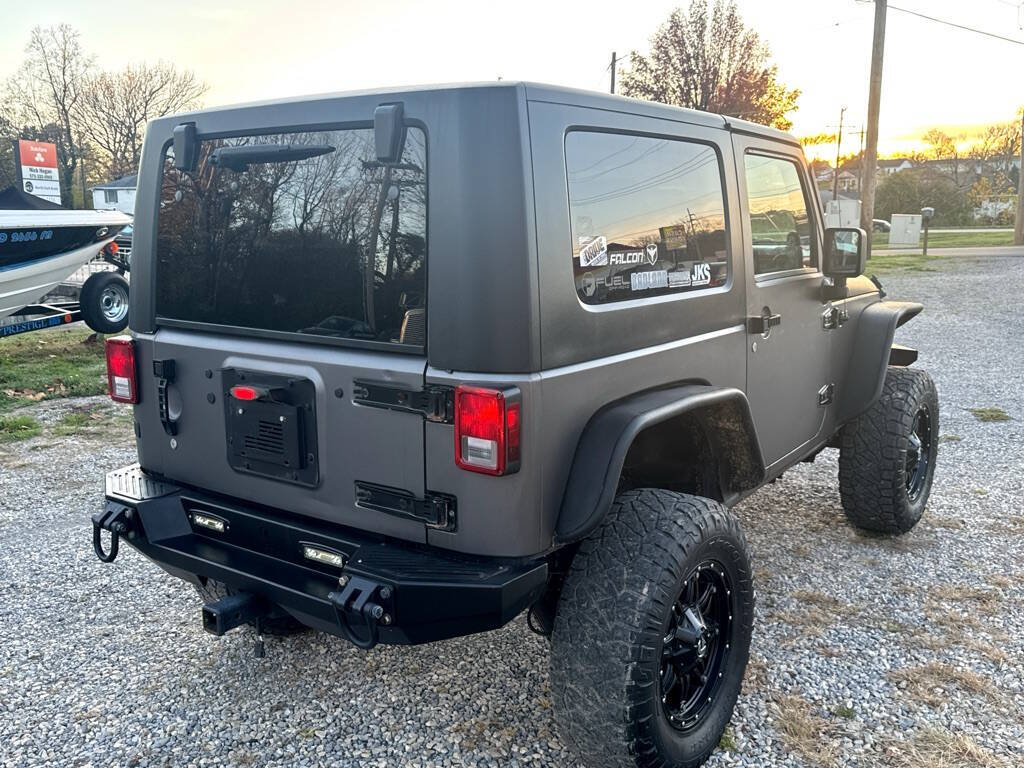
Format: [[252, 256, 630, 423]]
[[156, 127, 426, 347], [743, 154, 817, 275], [104, 189, 118, 204], [566, 131, 729, 305]]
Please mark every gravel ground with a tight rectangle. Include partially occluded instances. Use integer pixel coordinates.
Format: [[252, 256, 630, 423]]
[[1, 253, 1022, 768]]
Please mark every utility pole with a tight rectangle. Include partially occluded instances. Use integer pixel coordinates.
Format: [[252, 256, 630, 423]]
[[860, 0, 887, 252], [1015, 111, 1024, 245], [610, 51, 617, 94], [833, 107, 846, 202]]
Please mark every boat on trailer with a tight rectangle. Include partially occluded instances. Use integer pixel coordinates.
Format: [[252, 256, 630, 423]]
[[0, 188, 130, 322]]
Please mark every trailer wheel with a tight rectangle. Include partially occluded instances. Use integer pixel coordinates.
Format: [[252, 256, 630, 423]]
[[80, 271, 129, 333]]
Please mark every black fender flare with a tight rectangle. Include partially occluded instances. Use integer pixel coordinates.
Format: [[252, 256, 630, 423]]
[[554, 384, 765, 544], [836, 300, 923, 424]]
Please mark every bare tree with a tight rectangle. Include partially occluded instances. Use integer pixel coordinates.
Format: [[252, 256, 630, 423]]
[[620, 1, 799, 130], [922, 129, 968, 188], [77, 62, 207, 179], [4, 25, 93, 205]]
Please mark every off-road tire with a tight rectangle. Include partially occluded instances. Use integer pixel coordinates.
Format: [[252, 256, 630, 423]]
[[838, 366, 939, 534], [80, 271, 129, 334], [551, 490, 754, 768], [194, 578, 308, 637]]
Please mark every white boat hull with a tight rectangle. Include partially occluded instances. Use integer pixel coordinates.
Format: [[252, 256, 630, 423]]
[[0, 209, 130, 320], [0, 239, 118, 319]]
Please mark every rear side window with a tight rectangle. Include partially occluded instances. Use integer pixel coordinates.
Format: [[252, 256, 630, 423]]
[[156, 127, 426, 347], [743, 153, 817, 275], [565, 131, 729, 305]]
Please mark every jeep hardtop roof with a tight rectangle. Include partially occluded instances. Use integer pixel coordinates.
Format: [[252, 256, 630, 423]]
[[148, 81, 800, 148]]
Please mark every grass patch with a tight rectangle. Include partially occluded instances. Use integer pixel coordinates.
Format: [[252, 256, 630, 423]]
[[833, 704, 855, 719], [938, 434, 961, 443], [890, 662, 1000, 708], [866, 251, 944, 273], [0, 414, 42, 443], [886, 727, 1007, 768], [872, 229, 1015, 250], [773, 694, 838, 766], [51, 407, 123, 437], [968, 407, 1011, 423], [718, 726, 737, 752], [0, 328, 107, 412]]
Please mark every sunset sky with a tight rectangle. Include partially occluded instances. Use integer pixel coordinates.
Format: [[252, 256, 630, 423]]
[[2, 0, 1022, 160]]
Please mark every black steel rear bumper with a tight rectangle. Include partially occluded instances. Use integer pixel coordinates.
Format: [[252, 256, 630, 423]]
[[94, 465, 547, 647]]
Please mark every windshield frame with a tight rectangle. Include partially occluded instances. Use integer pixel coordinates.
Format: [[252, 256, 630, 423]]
[[151, 120, 429, 356]]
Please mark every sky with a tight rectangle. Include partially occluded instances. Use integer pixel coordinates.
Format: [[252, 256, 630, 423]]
[[1, 0, 1022, 159]]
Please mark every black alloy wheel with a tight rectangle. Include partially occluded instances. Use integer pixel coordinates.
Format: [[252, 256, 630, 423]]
[[905, 406, 932, 503], [661, 561, 734, 732]]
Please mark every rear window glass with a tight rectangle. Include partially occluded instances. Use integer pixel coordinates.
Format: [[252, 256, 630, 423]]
[[566, 131, 729, 305], [155, 127, 426, 347]]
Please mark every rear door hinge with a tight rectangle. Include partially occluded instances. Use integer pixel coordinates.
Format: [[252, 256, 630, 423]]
[[352, 381, 454, 424], [355, 482, 457, 530], [822, 306, 849, 330], [818, 383, 835, 406]]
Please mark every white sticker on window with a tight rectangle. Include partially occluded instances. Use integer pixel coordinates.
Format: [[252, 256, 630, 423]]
[[578, 236, 608, 267], [668, 271, 692, 288], [690, 262, 711, 286], [630, 270, 668, 291]]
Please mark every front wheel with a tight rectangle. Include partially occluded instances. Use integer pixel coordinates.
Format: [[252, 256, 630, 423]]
[[80, 271, 129, 334], [551, 490, 754, 768], [838, 366, 939, 534]]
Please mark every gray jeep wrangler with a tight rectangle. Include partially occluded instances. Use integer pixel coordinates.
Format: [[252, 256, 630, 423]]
[[94, 83, 938, 768]]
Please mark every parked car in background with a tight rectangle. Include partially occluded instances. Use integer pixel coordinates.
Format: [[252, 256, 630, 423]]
[[872, 218, 891, 232]]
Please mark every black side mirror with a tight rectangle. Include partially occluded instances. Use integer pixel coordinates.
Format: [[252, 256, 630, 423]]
[[374, 103, 406, 164], [173, 122, 198, 171], [823, 227, 867, 278]]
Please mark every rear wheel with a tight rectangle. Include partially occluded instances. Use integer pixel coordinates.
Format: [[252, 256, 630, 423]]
[[80, 271, 129, 333], [193, 578, 307, 637], [838, 366, 939, 534], [551, 489, 754, 768]]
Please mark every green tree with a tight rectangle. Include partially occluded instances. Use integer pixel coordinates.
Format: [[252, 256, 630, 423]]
[[875, 169, 972, 227], [620, 1, 800, 130]]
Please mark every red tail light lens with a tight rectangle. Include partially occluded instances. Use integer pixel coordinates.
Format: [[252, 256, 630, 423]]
[[104, 241, 119, 255], [454, 385, 521, 475], [105, 336, 137, 404]]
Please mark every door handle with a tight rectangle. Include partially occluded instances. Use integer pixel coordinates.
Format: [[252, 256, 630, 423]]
[[747, 308, 782, 335]]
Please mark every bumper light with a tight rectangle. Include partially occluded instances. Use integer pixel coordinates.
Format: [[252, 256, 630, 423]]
[[191, 512, 227, 533], [302, 545, 345, 568]]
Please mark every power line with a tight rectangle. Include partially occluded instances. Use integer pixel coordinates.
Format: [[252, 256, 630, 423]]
[[887, 3, 1024, 45]]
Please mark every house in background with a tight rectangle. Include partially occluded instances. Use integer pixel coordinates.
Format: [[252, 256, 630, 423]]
[[91, 174, 137, 215], [877, 158, 914, 176]]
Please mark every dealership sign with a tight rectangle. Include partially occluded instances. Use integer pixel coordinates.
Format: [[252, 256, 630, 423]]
[[15, 139, 62, 205]]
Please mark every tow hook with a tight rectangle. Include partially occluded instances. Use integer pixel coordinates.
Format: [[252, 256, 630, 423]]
[[91, 503, 135, 563], [327, 575, 392, 650]]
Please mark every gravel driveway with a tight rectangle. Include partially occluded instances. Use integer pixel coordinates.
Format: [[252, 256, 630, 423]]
[[1, 253, 1022, 768]]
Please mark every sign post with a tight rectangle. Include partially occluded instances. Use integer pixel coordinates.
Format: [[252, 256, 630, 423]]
[[14, 140, 62, 205]]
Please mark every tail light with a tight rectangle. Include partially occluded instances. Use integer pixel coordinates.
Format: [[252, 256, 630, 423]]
[[454, 385, 521, 475], [105, 336, 138, 403]]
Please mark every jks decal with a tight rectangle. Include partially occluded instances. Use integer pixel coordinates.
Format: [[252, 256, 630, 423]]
[[578, 236, 608, 268], [690, 262, 712, 286], [630, 270, 669, 291]]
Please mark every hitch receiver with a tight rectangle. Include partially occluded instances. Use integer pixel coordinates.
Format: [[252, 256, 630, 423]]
[[202, 592, 267, 636]]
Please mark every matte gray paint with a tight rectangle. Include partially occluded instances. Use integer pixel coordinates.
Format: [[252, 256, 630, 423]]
[[556, 383, 765, 543], [124, 82, 910, 561], [835, 301, 924, 424]]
